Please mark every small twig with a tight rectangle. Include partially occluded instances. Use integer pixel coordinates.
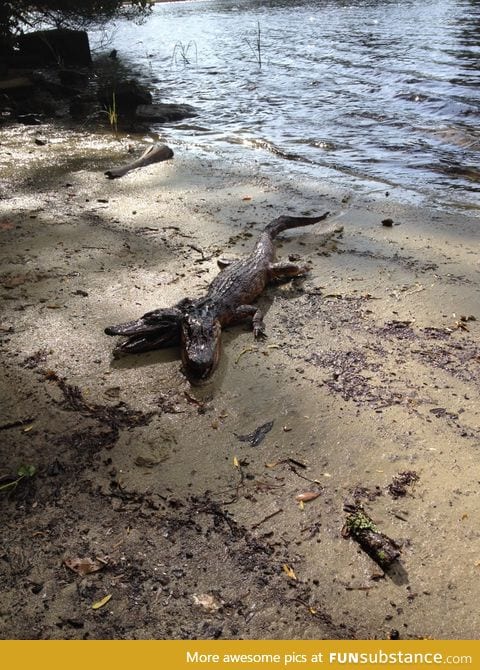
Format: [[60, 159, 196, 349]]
[[288, 458, 307, 469], [184, 391, 205, 408], [289, 465, 322, 486], [235, 346, 258, 364], [0, 418, 34, 431], [187, 244, 206, 259], [251, 508, 283, 530]]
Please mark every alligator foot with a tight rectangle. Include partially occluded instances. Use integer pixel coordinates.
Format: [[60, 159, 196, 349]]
[[105, 307, 182, 354], [233, 305, 267, 339]]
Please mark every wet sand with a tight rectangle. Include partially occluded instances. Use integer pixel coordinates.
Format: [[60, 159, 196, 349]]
[[1, 125, 479, 639]]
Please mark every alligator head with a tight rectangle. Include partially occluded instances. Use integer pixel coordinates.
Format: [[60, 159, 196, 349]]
[[105, 307, 182, 355], [180, 308, 222, 384]]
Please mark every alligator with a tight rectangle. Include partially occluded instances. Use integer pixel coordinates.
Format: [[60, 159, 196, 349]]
[[105, 212, 330, 383]]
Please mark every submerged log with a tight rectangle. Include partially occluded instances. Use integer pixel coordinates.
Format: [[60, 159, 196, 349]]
[[342, 503, 401, 570], [105, 143, 174, 179]]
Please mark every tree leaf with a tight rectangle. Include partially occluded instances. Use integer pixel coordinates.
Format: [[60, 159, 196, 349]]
[[17, 464, 36, 478], [64, 557, 105, 576], [295, 492, 321, 502], [282, 564, 297, 580], [92, 594, 112, 610]]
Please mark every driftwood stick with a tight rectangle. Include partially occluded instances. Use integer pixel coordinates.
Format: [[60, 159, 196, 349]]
[[342, 503, 401, 570], [105, 143, 174, 179]]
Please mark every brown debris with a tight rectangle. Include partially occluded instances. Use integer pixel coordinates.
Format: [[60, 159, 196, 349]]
[[387, 471, 419, 499], [64, 557, 107, 576], [343, 503, 401, 570]]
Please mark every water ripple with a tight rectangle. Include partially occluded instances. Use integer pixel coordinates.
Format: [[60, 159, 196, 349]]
[[95, 0, 480, 213]]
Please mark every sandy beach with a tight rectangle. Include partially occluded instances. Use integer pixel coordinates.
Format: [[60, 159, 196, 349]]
[[1, 124, 479, 640]]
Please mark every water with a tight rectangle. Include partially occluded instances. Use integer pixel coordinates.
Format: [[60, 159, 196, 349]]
[[96, 0, 480, 213]]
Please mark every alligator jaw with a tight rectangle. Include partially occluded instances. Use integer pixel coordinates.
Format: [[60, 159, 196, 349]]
[[105, 307, 181, 355], [112, 329, 180, 356]]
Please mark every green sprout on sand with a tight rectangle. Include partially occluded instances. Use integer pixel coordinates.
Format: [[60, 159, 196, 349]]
[[102, 92, 118, 135], [345, 509, 378, 534], [0, 464, 36, 493]]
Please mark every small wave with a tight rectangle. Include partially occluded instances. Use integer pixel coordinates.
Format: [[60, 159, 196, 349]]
[[290, 138, 338, 151], [223, 135, 305, 162]]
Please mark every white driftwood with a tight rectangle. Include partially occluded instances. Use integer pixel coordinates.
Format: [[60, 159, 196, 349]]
[[105, 143, 173, 179]]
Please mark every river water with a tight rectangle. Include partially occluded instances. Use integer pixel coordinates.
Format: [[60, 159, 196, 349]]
[[98, 0, 480, 213]]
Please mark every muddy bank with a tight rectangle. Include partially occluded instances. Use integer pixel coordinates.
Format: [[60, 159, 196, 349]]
[[1, 124, 479, 640]]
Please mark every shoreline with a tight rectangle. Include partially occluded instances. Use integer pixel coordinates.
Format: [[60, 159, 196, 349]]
[[1, 123, 479, 640]]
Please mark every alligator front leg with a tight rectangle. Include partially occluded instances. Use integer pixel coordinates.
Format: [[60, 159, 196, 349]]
[[268, 262, 309, 280], [234, 305, 267, 339]]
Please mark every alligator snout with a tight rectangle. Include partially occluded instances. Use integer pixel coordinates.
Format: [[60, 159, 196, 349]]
[[180, 314, 222, 383]]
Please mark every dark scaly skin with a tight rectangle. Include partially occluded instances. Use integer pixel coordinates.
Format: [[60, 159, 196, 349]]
[[105, 213, 329, 382]]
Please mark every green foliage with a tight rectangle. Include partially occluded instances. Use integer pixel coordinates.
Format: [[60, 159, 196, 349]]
[[346, 509, 378, 535], [0, 464, 36, 494], [102, 91, 118, 135], [1, 1, 151, 50]]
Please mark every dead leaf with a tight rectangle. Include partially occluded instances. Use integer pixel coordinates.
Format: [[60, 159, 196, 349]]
[[156, 272, 176, 285], [242, 196, 252, 201], [104, 386, 121, 399], [235, 346, 258, 364], [64, 557, 106, 576], [134, 455, 160, 468], [2, 274, 28, 288], [1, 271, 49, 288], [92, 594, 112, 610], [296, 492, 321, 503], [282, 564, 297, 580], [192, 593, 221, 612], [233, 456, 240, 468]]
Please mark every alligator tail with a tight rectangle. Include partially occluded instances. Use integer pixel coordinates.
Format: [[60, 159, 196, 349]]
[[264, 212, 330, 239]]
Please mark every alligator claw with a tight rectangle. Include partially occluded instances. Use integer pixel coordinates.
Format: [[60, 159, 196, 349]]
[[254, 326, 267, 340]]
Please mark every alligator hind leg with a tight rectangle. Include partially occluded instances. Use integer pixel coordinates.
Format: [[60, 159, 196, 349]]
[[268, 262, 309, 280], [233, 305, 267, 339]]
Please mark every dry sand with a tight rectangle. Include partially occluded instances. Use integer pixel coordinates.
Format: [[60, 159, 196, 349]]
[[1, 124, 479, 639]]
